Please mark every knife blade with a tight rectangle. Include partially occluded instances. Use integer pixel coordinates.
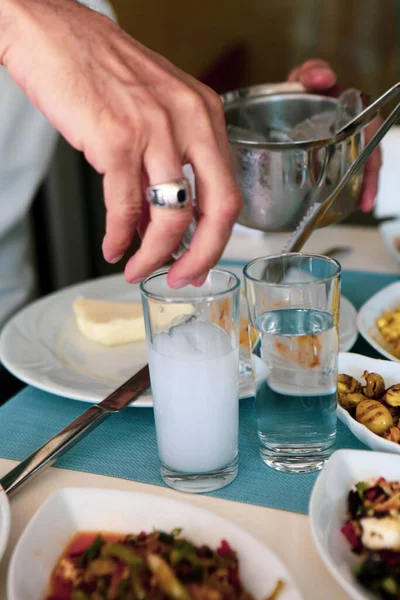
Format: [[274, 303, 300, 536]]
[[0, 364, 150, 497]]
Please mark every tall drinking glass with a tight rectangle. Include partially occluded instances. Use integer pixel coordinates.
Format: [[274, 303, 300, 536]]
[[244, 253, 341, 473], [140, 269, 240, 493]]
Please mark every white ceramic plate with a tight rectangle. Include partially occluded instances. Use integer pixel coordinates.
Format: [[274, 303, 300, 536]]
[[0, 271, 357, 407], [338, 352, 400, 454], [379, 218, 400, 266], [309, 449, 400, 600], [357, 280, 400, 362], [8, 487, 302, 600], [0, 274, 154, 407], [338, 296, 358, 352], [0, 485, 10, 564]]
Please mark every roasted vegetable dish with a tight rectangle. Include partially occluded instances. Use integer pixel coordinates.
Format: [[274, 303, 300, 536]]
[[377, 306, 400, 359], [338, 371, 400, 444], [45, 529, 284, 600], [342, 477, 400, 598]]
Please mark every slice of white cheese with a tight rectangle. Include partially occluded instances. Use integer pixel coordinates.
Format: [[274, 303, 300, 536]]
[[73, 297, 197, 346], [361, 516, 400, 551], [73, 297, 146, 346]]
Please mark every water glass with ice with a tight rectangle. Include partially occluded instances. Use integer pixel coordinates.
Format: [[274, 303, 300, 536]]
[[140, 269, 240, 493], [244, 253, 341, 473]]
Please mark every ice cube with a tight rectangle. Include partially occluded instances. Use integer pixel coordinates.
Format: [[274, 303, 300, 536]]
[[174, 321, 232, 358], [190, 321, 232, 357], [334, 88, 363, 132], [154, 320, 232, 360], [267, 129, 293, 143], [289, 110, 337, 141], [152, 328, 199, 358], [280, 267, 317, 284], [228, 125, 293, 143], [290, 89, 363, 141], [169, 322, 203, 357], [152, 332, 176, 356]]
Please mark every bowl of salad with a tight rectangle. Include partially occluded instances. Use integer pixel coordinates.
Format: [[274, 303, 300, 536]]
[[310, 449, 400, 600], [8, 487, 302, 600]]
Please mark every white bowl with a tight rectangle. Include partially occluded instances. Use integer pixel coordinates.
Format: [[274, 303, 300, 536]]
[[309, 449, 400, 600], [357, 280, 400, 362], [338, 352, 400, 454], [8, 487, 303, 600], [0, 485, 10, 563], [379, 218, 400, 267]]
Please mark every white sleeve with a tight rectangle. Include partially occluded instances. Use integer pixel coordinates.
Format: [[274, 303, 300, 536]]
[[0, 0, 118, 330], [79, 0, 118, 22]]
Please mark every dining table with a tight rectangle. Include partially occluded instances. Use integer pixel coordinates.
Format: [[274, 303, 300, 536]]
[[0, 223, 399, 600]]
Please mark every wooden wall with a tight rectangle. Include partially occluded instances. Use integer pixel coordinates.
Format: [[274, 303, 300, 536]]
[[110, 0, 398, 98]]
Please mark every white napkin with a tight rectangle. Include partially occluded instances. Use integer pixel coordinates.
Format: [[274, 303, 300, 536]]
[[374, 126, 400, 219], [232, 223, 265, 237]]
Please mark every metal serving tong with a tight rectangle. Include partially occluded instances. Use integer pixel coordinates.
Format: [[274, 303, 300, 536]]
[[283, 82, 400, 254]]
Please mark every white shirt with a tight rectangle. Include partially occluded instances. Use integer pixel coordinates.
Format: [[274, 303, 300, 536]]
[[0, 0, 116, 330]]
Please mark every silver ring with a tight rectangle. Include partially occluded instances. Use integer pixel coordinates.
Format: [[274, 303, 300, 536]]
[[146, 177, 191, 209]]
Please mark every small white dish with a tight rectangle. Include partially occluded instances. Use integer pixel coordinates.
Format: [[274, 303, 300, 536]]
[[309, 449, 400, 600], [338, 352, 400, 454], [8, 487, 302, 600], [357, 280, 400, 362], [379, 218, 400, 267], [0, 485, 10, 564]]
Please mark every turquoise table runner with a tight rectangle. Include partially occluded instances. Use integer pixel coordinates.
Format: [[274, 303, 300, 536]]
[[0, 269, 397, 515]]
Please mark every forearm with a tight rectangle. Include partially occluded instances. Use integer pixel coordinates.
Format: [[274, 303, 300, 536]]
[[0, 0, 116, 66], [0, 0, 241, 285]]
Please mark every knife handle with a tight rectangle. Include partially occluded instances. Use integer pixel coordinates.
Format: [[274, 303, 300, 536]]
[[0, 405, 109, 496]]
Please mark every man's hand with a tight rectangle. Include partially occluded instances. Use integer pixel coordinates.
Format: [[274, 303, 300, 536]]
[[0, 0, 242, 288], [288, 58, 382, 213]]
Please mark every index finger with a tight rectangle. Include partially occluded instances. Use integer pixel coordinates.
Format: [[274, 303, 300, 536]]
[[167, 138, 242, 288], [124, 121, 193, 283]]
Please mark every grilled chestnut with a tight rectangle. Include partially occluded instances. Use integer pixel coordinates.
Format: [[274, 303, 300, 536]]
[[362, 371, 385, 400], [356, 399, 393, 435], [385, 384, 400, 407]]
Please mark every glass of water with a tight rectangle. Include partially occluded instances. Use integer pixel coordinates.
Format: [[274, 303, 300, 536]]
[[244, 253, 341, 473], [140, 269, 240, 493]]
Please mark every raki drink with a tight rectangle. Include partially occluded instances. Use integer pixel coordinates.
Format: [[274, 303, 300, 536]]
[[148, 320, 239, 474]]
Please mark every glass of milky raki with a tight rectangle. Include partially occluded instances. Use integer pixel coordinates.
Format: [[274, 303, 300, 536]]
[[244, 253, 341, 474], [140, 269, 240, 493]]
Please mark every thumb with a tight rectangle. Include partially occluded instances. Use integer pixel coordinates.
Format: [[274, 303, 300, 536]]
[[299, 67, 337, 91]]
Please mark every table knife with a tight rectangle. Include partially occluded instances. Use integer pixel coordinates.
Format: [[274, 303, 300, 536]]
[[0, 365, 150, 497]]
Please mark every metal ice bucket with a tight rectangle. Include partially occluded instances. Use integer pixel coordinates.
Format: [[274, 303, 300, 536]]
[[222, 83, 365, 232]]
